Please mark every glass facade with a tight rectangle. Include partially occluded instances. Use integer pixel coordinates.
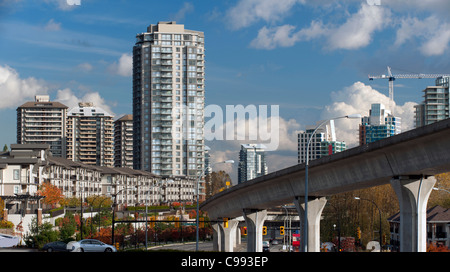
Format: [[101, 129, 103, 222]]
[[238, 144, 268, 183], [359, 103, 401, 145], [415, 77, 449, 128], [297, 120, 346, 164]]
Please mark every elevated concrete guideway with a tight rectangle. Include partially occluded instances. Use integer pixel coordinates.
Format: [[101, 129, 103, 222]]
[[201, 118, 450, 252]]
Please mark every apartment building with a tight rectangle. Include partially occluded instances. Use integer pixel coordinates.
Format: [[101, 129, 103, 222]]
[[415, 76, 450, 128], [359, 103, 401, 145], [1, 144, 197, 212], [67, 102, 114, 167], [114, 114, 133, 168], [132, 21, 205, 179], [298, 120, 346, 164], [0, 144, 50, 197], [238, 144, 268, 184], [388, 205, 450, 251], [16, 95, 68, 157]]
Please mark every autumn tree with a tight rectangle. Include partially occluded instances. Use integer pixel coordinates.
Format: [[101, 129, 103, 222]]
[[205, 171, 232, 199], [321, 184, 398, 249], [429, 173, 450, 208], [85, 195, 112, 209], [37, 182, 65, 209]]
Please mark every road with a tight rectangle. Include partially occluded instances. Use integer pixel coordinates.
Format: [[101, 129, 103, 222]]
[[0, 247, 38, 252], [147, 240, 290, 252]]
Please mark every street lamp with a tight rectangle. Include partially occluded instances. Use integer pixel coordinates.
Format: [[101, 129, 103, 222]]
[[433, 187, 450, 194], [303, 114, 361, 252], [354, 196, 382, 250], [145, 179, 172, 249], [196, 160, 234, 251], [111, 186, 136, 246]]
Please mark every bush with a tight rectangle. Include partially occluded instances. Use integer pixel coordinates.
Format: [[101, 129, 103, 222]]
[[0, 220, 14, 229], [24, 218, 59, 248]]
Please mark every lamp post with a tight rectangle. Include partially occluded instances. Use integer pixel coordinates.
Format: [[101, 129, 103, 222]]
[[354, 196, 382, 250], [303, 114, 361, 252], [196, 160, 234, 251], [327, 202, 341, 252], [433, 187, 450, 194], [111, 186, 136, 246]]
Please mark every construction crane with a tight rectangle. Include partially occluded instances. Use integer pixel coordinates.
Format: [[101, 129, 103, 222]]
[[368, 66, 450, 114]]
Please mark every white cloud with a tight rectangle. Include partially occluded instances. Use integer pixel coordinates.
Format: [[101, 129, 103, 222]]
[[44, 0, 80, 11], [326, 4, 389, 50], [251, 25, 299, 50], [250, 3, 390, 50], [250, 21, 327, 49], [205, 107, 301, 182], [77, 62, 93, 72], [321, 81, 417, 147], [108, 53, 132, 77], [44, 19, 61, 31], [395, 16, 450, 56], [0, 65, 48, 109], [55, 88, 114, 115], [170, 2, 194, 21], [226, 0, 304, 30]]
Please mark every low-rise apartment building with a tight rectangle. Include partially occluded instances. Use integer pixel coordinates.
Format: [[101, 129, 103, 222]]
[[388, 205, 450, 251], [0, 144, 198, 231]]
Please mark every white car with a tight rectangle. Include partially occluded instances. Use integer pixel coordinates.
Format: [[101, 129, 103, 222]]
[[67, 239, 116, 252]]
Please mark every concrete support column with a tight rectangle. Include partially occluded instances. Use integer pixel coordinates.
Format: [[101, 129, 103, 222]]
[[3, 208, 7, 221], [218, 219, 239, 252], [390, 175, 436, 252], [294, 196, 327, 252], [243, 209, 267, 252], [37, 208, 42, 226], [235, 227, 241, 247], [211, 222, 221, 252]]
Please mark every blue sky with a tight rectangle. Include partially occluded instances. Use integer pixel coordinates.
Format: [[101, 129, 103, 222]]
[[1, 0, 450, 179]]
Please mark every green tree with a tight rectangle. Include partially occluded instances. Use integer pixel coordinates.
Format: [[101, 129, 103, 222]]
[[2, 144, 8, 152], [24, 217, 59, 248], [57, 212, 77, 242]]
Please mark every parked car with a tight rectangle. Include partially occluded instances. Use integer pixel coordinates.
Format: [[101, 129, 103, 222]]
[[42, 241, 68, 252], [263, 241, 270, 252], [67, 239, 116, 252]]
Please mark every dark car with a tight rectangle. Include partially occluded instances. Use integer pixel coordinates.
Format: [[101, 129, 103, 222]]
[[263, 241, 270, 252], [42, 241, 68, 252]]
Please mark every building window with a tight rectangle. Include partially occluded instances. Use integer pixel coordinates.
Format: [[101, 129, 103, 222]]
[[13, 169, 19, 180]]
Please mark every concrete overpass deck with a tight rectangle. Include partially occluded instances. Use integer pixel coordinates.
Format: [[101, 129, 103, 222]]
[[201, 118, 450, 252]]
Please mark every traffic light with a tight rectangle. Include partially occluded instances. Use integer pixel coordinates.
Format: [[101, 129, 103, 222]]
[[263, 226, 267, 235], [149, 216, 155, 228], [174, 217, 180, 228], [280, 226, 285, 235], [357, 227, 361, 240], [199, 217, 205, 228], [242, 227, 247, 236], [223, 217, 228, 228]]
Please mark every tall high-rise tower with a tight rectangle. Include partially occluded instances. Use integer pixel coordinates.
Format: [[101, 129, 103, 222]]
[[133, 22, 205, 178], [67, 102, 114, 167]]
